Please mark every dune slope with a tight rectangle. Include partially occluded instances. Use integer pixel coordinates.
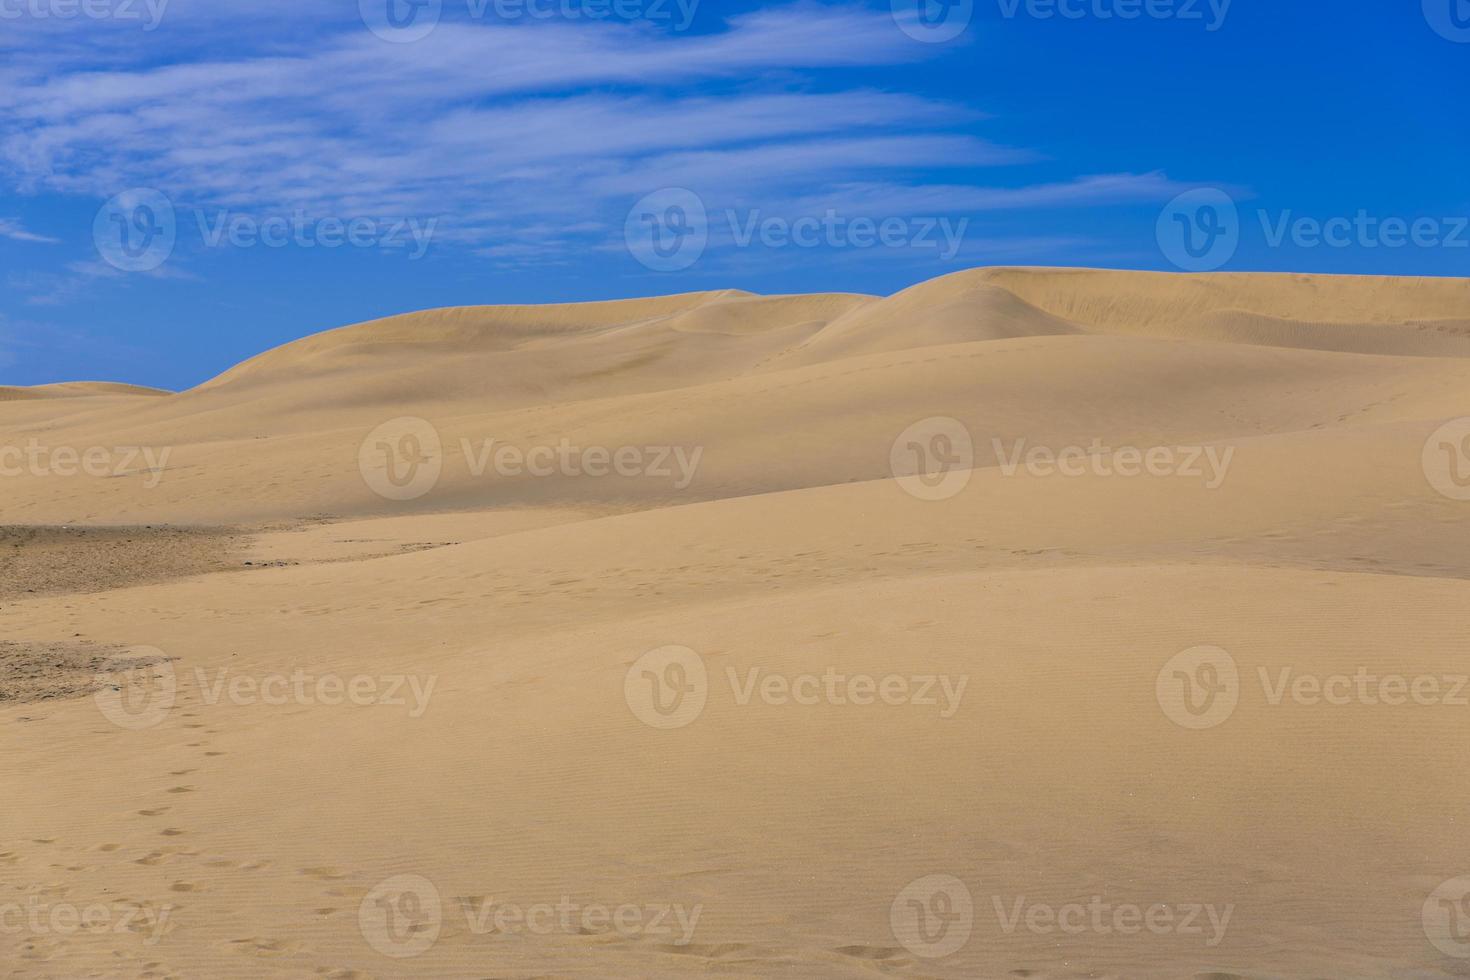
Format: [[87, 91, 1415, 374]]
[[2, 267, 1469, 979]]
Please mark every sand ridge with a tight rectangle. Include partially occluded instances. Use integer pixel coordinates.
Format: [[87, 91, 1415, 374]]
[[2, 267, 1469, 978]]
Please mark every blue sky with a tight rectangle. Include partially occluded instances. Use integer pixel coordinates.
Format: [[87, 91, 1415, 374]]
[[0, 0, 1465, 390]]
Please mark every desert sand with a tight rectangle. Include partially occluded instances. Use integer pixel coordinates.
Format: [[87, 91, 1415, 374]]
[[2, 267, 1469, 978]]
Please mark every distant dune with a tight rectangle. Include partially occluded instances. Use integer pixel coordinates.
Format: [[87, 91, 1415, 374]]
[[3, 268, 1468, 978], [0, 381, 172, 401], [3, 267, 1468, 526]]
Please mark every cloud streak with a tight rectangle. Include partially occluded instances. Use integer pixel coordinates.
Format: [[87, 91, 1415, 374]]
[[0, 3, 1197, 279], [0, 218, 60, 244]]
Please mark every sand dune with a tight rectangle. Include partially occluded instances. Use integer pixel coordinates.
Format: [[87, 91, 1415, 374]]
[[3, 268, 1469, 978], [792, 267, 1470, 363], [0, 382, 171, 403]]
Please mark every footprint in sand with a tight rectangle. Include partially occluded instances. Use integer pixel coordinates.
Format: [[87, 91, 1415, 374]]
[[300, 866, 348, 880], [658, 942, 766, 958], [228, 936, 303, 957], [834, 944, 908, 962]]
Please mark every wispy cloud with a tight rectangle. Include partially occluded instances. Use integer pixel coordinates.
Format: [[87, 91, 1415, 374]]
[[0, 4, 1196, 280], [0, 218, 60, 244]]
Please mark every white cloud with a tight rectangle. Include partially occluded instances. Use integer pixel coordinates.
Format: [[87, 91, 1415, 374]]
[[0, 218, 61, 243], [0, 4, 1201, 277]]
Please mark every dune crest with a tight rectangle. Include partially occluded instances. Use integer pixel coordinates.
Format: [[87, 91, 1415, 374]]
[[790, 267, 1470, 362]]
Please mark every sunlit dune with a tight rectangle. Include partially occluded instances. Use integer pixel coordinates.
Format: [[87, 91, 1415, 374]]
[[3, 268, 1468, 978]]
